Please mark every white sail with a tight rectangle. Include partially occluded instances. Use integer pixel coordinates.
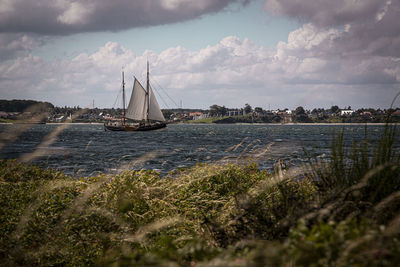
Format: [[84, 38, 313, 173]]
[[148, 85, 166, 122], [125, 78, 165, 122], [125, 78, 147, 121]]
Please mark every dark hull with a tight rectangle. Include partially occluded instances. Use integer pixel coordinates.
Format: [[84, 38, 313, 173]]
[[132, 123, 166, 131], [104, 124, 125, 131], [104, 122, 166, 132]]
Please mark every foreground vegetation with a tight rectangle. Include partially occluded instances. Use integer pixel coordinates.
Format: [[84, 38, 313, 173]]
[[1, 125, 399, 266]]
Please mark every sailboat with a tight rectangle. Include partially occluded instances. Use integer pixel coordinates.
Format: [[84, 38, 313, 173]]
[[104, 62, 167, 131]]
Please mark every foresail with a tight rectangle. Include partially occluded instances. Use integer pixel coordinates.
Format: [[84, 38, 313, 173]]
[[148, 86, 166, 122], [125, 78, 147, 121]]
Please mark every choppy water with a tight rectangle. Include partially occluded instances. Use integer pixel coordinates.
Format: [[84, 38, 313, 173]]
[[0, 123, 391, 176]]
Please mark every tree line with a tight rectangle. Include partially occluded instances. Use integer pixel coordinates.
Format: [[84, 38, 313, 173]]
[[0, 99, 399, 123]]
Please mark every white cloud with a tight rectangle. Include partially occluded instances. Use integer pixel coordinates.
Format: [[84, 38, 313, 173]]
[[0, 0, 253, 62], [0, 33, 398, 109], [57, 2, 92, 25], [0, 33, 44, 61], [1, 1, 399, 109], [263, 0, 383, 27], [0, 0, 13, 14], [0, 0, 250, 35]]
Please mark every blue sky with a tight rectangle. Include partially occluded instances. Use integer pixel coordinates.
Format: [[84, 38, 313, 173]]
[[34, 0, 298, 60], [0, 0, 399, 110]]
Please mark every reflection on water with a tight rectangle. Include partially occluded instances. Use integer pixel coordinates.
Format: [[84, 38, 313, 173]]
[[0, 123, 389, 176]]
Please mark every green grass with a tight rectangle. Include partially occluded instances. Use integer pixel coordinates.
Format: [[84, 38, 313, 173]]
[[0, 118, 15, 123], [186, 116, 232, 124], [186, 117, 216, 123], [0, 124, 399, 266]]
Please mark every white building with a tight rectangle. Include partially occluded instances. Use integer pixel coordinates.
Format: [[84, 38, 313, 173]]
[[340, 110, 354, 116]]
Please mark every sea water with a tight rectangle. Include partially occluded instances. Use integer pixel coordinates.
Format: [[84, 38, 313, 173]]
[[0, 123, 391, 176]]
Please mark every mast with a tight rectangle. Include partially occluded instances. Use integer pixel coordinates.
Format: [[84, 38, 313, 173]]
[[146, 61, 150, 124], [122, 71, 126, 125]]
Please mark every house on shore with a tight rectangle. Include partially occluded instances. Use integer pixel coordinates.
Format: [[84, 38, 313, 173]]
[[340, 109, 354, 116]]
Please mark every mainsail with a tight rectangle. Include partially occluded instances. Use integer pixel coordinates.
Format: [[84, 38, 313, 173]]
[[125, 78, 166, 122]]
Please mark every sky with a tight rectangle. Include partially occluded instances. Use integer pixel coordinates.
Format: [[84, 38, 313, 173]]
[[0, 0, 399, 110]]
